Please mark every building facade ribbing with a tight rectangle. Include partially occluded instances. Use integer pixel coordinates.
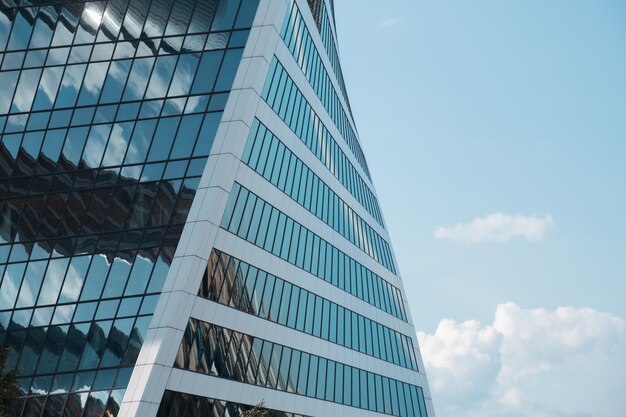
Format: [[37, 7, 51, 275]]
[[0, 1, 435, 416]]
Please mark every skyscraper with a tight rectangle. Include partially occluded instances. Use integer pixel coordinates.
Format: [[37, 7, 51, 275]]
[[0, 0, 434, 416]]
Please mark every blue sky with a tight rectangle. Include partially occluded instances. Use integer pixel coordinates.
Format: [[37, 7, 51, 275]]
[[335, 1, 626, 416]]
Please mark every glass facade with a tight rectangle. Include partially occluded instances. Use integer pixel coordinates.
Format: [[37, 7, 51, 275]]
[[221, 183, 407, 321], [304, 0, 350, 116], [261, 58, 383, 227], [198, 249, 418, 370], [174, 318, 428, 417], [0, 0, 259, 416], [242, 118, 395, 271], [2, 0, 434, 416], [280, 1, 366, 178]]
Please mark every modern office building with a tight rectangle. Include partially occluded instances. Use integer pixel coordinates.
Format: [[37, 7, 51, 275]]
[[0, 0, 434, 416]]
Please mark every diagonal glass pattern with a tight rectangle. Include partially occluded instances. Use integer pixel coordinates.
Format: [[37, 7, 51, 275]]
[[0, 1, 260, 417]]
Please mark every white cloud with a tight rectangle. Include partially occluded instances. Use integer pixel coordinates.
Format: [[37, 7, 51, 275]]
[[417, 303, 626, 417], [434, 213, 554, 243], [377, 17, 403, 29]]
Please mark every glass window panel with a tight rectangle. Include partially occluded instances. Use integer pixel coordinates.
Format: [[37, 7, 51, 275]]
[[267, 344, 282, 389], [258, 273, 274, 320], [276, 281, 291, 326], [312, 296, 322, 338], [168, 53, 200, 97], [96, 299, 120, 320], [296, 352, 309, 395], [102, 122, 134, 166], [72, 107, 96, 126], [51, 304, 75, 326], [118, 297, 142, 318], [11, 68, 42, 113], [333, 362, 343, 404], [2, 52, 25, 71], [78, 62, 109, 106], [73, 303, 97, 325], [214, 48, 244, 91], [192, 112, 220, 156], [212, 0, 239, 31], [147, 117, 180, 162], [191, 51, 223, 94], [268, 278, 283, 323], [170, 113, 203, 155], [368, 372, 377, 411], [37, 325, 68, 376], [320, 299, 330, 340], [31, 307, 54, 327], [248, 268, 264, 316], [145, 55, 178, 99], [286, 349, 299, 394], [0, 10, 12, 51], [7, 8, 35, 51], [286, 285, 299, 329], [55, 64, 87, 109], [80, 255, 109, 301], [329, 302, 337, 343], [39, 129, 65, 166], [124, 255, 155, 296], [100, 59, 132, 104], [102, 256, 132, 298], [334, 305, 344, 347], [316, 357, 327, 400], [294, 289, 307, 332], [75, 2, 105, 44], [82, 123, 113, 168], [139, 294, 159, 315], [16, 261, 47, 308], [165, 0, 194, 35], [37, 258, 70, 306], [62, 126, 89, 166], [343, 365, 351, 406], [32, 67, 64, 111], [244, 337, 261, 383], [144, 0, 172, 38], [256, 340, 272, 386], [390, 378, 400, 416], [305, 354, 318, 398], [346, 308, 358, 349], [124, 119, 157, 164], [123, 57, 155, 101], [358, 315, 366, 353], [382, 376, 392, 414], [275, 345, 291, 392], [79, 320, 113, 370]]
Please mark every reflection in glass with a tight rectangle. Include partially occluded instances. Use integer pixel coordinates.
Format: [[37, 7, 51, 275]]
[[1, 1, 259, 416]]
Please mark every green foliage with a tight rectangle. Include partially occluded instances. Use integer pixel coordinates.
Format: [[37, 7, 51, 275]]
[[240, 401, 270, 417], [0, 347, 19, 417]]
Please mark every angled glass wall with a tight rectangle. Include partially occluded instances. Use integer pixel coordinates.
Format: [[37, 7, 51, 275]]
[[0, 1, 259, 416]]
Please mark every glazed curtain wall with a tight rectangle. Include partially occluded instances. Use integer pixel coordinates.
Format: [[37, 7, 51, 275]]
[[0, 1, 259, 416], [175, 318, 429, 417], [262, 58, 384, 228], [280, 1, 366, 179], [221, 183, 407, 321], [242, 118, 395, 272], [198, 249, 418, 370]]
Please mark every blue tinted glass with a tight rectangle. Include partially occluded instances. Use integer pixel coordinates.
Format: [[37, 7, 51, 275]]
[[0, 1, 259, 415]]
